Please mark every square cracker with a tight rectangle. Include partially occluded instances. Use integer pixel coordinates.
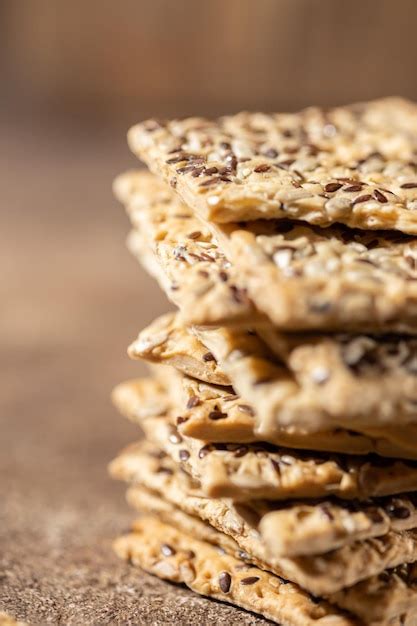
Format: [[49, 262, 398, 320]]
[[114, 374, 417, 460], [126, 313, 417, 449], [192, 323, 417, 435], [117, 170, 417, 334], [128, 97, 417, 234], [211, 217, 417, 334], [128, 311, 230, 386], [111, 441, 417, 597], [113, 394, 417, 504], [115, 170, 262, 327], [111, 439, 417, 561], [126, 489, 417, 625], [115, 516, 357, 626]]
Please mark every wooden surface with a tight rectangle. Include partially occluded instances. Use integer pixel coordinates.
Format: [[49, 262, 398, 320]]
[[0, 118, 267, 624]]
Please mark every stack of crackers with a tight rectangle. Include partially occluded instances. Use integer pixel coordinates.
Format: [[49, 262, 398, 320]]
[[110, 98, 417, 625]]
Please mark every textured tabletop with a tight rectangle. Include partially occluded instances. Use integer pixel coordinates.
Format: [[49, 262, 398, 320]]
[[0, 119, 267, 625]]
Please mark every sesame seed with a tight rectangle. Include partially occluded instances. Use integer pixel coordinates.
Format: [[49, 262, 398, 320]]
[[386, 505, 411, 519], [191, 167, 205, 177], [198, 445, 211, 459], [166, 155, 187, 164], [168, 430, 183, 444], [233, 446, 249, 457], [161, 543, 176, 556]]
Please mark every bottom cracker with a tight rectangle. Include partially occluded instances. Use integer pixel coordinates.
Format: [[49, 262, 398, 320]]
[[115, 515, 356, 626], [128, 485, 417, 626]]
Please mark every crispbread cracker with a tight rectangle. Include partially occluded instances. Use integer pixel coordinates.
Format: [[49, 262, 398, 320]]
[[128, 98, 417, 234], [193, 323, 417, 435], [258, 496, 417, 558], [126, 228, 172, 292], [116, 170, 417, 334], [114, 369, 417, 460], [180, 364, 417, 457], [112, 386, 417, 501], [131, 311, 417, 435], [111, 377, 169, 421], [126, 485, 240, 552], [110, 441, 417, 596], [129, 476, 417, 568], [212, 218, 417, 334], [330, 564, 417, 625], [115, 516, 356, 626], [128, 312, 230, 386], [259, 327, 417, 415], [113, 441, 417, 559], [127, 484, 239, 556], [116, 170, 262, 327], [128, 488, 417, 625], [112, 379, 417, 501]]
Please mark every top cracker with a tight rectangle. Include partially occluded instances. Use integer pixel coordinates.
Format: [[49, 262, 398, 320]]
[[128, 97, 417, 232]]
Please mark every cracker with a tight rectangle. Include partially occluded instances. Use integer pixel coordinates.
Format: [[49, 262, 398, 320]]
[[181, 367, 417, 458], [127, 484, 239, 556], [330, 564, 417, 625], [112, 391, 417, 500], [254, 327, 417, 434], [126, 228, 172, 292], [193, 323, 417, 435], [116, 170, 263, 327], [131, 311, 417, 436], [114, 516, 356, 626], [114, 369, 417, 460], [118, 170, 417, 333], [113, 440, 417, 559], [128, 489, 417, 625], [128, 98, 417, 234], [110, 441, 417, 596], [111, 377, 169, 421], [212, 218, 417, 334], [128, 312, 230, 386], [258, 496, 417, 558], [129, 475, 417, 563]]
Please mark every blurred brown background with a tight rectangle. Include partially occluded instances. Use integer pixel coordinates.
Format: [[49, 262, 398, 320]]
[[3, 0, 417, 127], [1, 1, 417, 624]]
